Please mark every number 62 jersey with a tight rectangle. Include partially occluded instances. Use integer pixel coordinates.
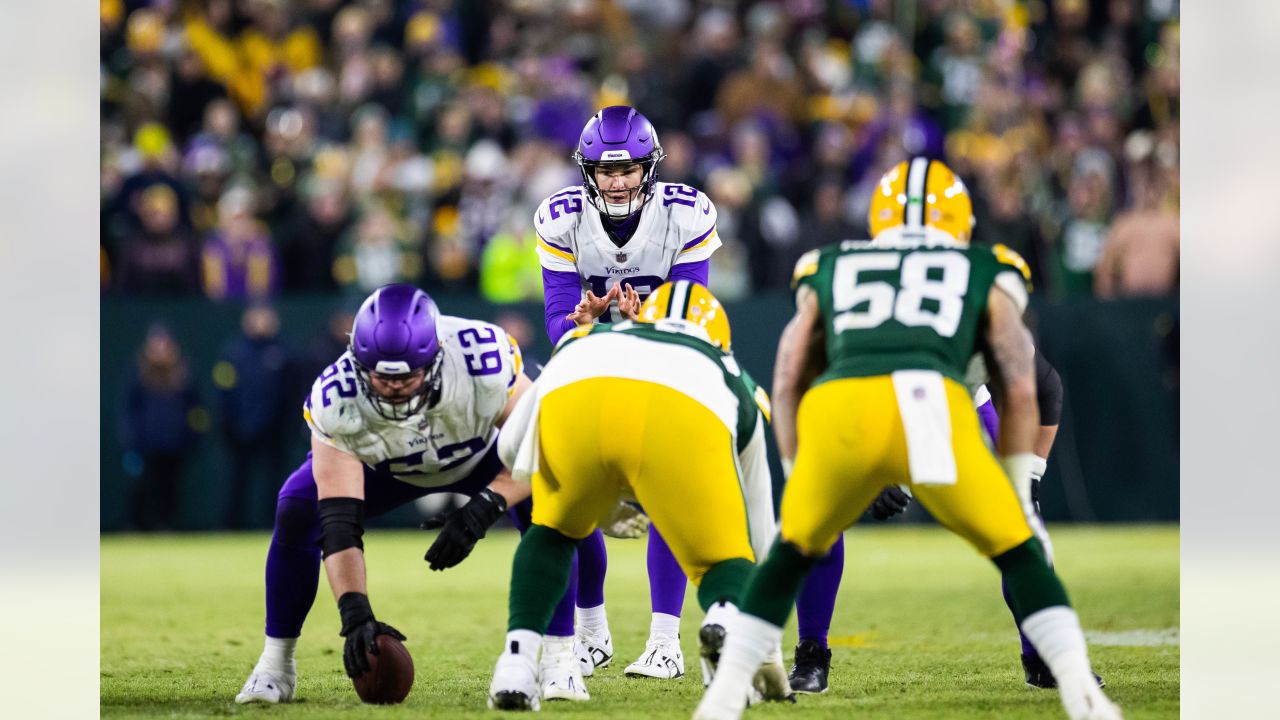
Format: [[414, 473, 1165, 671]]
[[301, 316, 523, 489]]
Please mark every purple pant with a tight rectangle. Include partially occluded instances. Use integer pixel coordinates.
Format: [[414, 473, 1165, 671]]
[[264, 446, 500, 638]]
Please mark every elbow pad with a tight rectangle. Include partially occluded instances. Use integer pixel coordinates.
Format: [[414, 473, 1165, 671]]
[[318, 497, 366, 559], [1034, 352, 1063, 425]]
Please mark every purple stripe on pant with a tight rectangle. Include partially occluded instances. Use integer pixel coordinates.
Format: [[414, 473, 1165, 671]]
[[264, 446, 501, 638]]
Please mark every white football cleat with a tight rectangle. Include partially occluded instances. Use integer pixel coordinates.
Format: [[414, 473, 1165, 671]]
[[540, 637, 590, 702], [625, 634, 685, 679], [1059, 673, 1123, 720], [234, 665, 295, 704], [488, 650, 541, 711], [574, 627, 613, 678]]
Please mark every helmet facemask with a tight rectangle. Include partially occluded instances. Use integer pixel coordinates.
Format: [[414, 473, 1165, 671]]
[[576, 150, 665, 221], [352, 351, 444, 421]]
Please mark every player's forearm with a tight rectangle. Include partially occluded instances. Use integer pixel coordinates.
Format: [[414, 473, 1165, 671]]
[[542, 267, 582, 343], [323, 547, 368, 600], [486, 469, 532, 508], [1034, 424, 1059, 459]]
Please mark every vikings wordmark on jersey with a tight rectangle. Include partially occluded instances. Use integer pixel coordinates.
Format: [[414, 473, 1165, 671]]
[[302, 316, 522, 489]]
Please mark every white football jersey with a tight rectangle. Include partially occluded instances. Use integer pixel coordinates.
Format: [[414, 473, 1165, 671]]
[[535, 182, 720, 321], [303, 316, 522, 489]]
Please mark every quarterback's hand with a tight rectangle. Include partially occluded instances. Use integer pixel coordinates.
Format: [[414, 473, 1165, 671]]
[[568, 285, 621, 327], [869, 485, 912, 520], [601, 501, 649, 539], [337, 592, 406, 678], [616, 283, 642, 320], [423, 488, 508, 570]]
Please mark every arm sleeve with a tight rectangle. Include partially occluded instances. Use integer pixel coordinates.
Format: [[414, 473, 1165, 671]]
[[668, 258, 710, 286], [738, 419, 778, 561], [542, 267, 581, 345], [976, 396, 1000, 442], [1035, 351, 1063, 426]]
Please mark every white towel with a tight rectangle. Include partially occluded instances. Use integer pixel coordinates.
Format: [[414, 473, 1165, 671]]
[[498, 385, 542, 484], [891, 370, 957, 486]]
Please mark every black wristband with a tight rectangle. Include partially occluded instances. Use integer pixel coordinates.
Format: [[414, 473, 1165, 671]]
[[478, 488, 508, 514], [319, 497, 366, 559], [337, 591, 374, 635]]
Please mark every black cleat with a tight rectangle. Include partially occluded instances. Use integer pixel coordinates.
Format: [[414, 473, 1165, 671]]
[[489, 690, 536, 711], [1021, 653, 1105, 689], [788, 639, 831, 694]]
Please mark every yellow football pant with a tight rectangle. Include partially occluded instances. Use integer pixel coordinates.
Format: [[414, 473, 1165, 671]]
[[781, 375, 1033, 558], [531, 378, 756, 584]]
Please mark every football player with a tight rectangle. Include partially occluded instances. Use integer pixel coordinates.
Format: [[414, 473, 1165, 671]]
[[695, 160, 1120, 720], [235, 283, 532, 704], [786, 159, 1100, 694], [486, 281, 790, 710], [531, 106, 723, 694]]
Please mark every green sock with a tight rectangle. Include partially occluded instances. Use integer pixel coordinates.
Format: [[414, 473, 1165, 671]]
[[508, 525, 579, 633], [738, 539, 817, 627], [993, 538, 1071, 624], [696, 558, 755, 611]]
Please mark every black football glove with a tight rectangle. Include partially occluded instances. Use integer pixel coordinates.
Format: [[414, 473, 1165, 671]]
[[337, 592, 406, 678], [423, 488, 507, 571], [869, 485, 912, 520]]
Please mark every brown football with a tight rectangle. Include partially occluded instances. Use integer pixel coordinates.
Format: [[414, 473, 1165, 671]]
[[352, 635, 414, 704]]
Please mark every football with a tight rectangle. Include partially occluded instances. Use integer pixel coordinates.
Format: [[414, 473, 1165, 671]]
[[352, 635, 415, 704]]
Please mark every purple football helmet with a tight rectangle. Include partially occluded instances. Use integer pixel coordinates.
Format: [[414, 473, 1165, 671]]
[[349, 284, 443, 420], [574, 106, 665, 220]]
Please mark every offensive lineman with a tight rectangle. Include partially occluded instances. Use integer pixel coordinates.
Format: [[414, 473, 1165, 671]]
[[235, 283, 532, 703], [695, 162, 1120, 719], [787, 159, 1101, 694], [486, 281, 789, 711], [530, 106, 723, 697]]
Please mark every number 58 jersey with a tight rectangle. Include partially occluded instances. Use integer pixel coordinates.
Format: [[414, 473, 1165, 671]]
[[535, 182, 720, 319], [301, 316, 523, 488], [793, 239, 1029, 386]]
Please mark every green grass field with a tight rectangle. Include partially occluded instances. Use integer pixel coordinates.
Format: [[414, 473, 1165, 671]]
[[101, 525, 1178, 719]]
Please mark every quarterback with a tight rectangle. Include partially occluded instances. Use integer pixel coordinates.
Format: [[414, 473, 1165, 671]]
[[530, 105, 723, 696], [235, 283, 532, 704], [696, 161, 1120, 720], [486, 281, 788, 711]]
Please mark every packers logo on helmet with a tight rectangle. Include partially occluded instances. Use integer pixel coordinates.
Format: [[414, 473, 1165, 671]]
[[868, 157, 975, 245], [637, 280, 732, 352]]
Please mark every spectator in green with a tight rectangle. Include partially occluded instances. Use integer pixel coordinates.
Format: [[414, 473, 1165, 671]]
[[478, 209, 542, 304]]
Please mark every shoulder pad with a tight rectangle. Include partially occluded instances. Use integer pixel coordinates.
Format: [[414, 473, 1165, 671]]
[[439, 316, 521, 401], [791, 248, 821, 288], [305, 355, 364, 440], [991, 243, 1033, 289], [534, 185, 587, 241]]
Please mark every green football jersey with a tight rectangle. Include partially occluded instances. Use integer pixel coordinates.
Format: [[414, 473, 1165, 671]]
[[554, 321, 770, 452], [792, 240, 1030, 385]]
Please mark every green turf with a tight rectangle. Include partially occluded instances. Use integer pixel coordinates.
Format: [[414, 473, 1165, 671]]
[[101, 525, 1178, 719]]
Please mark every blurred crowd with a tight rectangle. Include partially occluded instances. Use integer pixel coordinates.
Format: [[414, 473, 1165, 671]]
[[101, 0, 1180, 304]]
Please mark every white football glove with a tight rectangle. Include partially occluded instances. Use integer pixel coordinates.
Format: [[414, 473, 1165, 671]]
[[600, 501, 649, 539]]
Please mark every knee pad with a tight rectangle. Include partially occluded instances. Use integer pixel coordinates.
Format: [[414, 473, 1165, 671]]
[[273, 496, 321, 549]]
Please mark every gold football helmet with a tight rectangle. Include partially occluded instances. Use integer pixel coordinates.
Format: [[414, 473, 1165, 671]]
[[867, 157, 975, 244], [637, 280, 732, 352]]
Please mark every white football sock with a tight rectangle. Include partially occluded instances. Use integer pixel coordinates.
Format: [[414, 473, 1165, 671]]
[[577, 604, 609, 635], [259, 636, 297, 672], [505, 629, 543, 660], [650, 612, 681, 639], [1020, 606, 1094, 683], [703, 601, 738, 628]]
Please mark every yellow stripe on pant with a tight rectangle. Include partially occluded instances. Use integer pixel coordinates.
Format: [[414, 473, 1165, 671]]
[[780, 375, 1033, 558], [531, 377, 756, 584]]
